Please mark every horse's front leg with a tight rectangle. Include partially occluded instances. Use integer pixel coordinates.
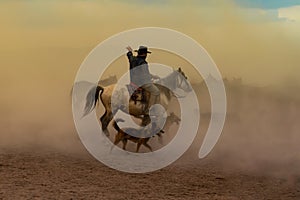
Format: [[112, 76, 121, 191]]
[[136, 142, 142, 153], [143, 142, 153, 152]]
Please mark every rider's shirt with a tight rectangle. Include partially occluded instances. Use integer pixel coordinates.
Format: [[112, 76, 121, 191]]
[[127, 51, 152, 86]]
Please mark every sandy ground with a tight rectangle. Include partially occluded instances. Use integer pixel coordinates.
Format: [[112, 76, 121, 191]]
[[0, 144, 299, 200]]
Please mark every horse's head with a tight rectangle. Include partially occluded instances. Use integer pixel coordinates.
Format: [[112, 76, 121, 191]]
[[175, 67, 192, 93]]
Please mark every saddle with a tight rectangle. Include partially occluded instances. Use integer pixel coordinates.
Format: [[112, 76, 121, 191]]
[[126, 83, 147, 104]]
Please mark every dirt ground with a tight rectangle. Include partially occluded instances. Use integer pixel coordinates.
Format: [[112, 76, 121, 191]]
[[0, 144, 299, 200]]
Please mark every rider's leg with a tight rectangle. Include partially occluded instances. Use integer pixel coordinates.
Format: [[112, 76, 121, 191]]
[[142, 83, 160, 114]]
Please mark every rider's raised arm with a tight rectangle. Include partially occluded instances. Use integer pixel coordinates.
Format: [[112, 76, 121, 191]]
[[126, 46, 134, 63], [126, 51, 134, 63]]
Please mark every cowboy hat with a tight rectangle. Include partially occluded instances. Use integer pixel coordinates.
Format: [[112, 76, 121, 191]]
[[134, 46, 152, 54]]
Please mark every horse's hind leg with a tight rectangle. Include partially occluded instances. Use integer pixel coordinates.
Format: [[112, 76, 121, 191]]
[[122, 139, 128, 150], [100, 111, 113, 136], [110, 133, 122, 152]]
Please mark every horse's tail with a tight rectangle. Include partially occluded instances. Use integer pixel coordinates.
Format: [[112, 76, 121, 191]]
[[112, 118, 125, 132], [83, 85, 104, 117]]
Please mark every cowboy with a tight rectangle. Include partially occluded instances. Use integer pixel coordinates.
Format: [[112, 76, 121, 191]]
[[126, 46, 160, 116]]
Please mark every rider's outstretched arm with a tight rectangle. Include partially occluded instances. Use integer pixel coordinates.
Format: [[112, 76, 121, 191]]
[[126, 46, 134, 64], [127, 51, 134, 63]]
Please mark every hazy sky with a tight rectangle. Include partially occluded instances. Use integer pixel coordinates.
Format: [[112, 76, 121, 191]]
[[1, 0, 300, 91]]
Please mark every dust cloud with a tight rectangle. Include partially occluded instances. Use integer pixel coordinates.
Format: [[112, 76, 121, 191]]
[[190, 80, 300, 179], [1, 73, 299, 181], [0, 44, 299, 182]]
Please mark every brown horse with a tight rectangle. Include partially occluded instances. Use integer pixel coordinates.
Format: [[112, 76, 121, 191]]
[[84, 67, 191, 136], [112, 119, 164, 152], [111, 112, 181, 152]]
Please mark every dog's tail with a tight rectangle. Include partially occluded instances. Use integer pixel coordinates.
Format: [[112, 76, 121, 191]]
[[112, 118, 125, 132]]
